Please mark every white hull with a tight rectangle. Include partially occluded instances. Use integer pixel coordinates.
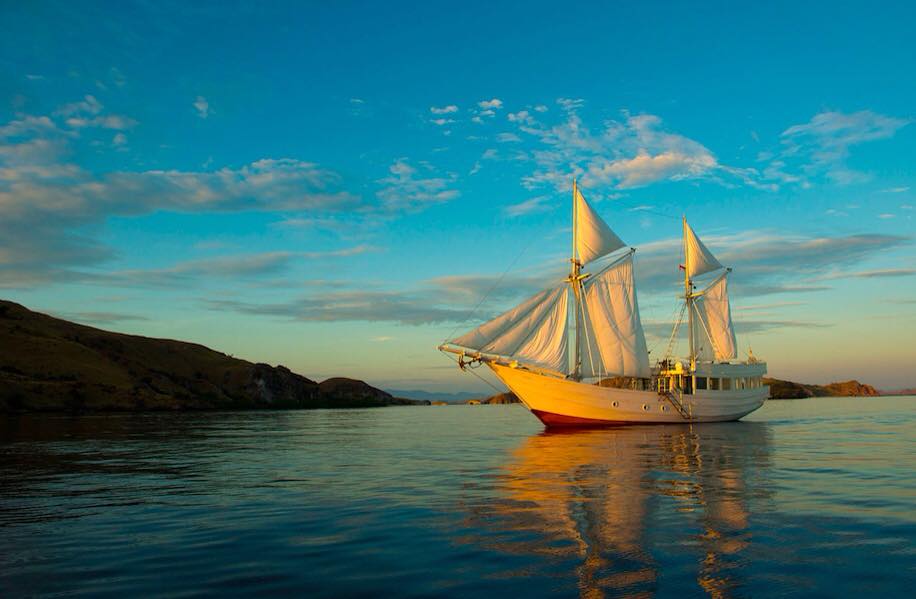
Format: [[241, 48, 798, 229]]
[[489, 363, 767, 426]]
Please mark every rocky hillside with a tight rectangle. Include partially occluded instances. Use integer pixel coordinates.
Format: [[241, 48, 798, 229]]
[[764, 377, 879, 399], [0, 300, 427, 413]]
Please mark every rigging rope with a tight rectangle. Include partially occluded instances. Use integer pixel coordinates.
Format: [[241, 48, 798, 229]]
[[440, 231, 542, 345], [439, 352, 504, 394]]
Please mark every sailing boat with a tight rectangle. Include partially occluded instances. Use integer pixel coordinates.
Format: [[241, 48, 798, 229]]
[[438, 182, 768, 426]]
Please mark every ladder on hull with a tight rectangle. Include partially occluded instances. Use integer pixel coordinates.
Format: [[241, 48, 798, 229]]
[[660, 388, 694, 421]]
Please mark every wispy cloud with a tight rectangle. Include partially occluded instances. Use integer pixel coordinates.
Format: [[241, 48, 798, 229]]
[[194, 96, 209, 118], [376, 158, 458, 211], [503, 195, 552, 217], [54, 311, 150, 325], [778, 110, 910, 184], [96, 246, 377, 289], [819, 267, 916, 280], [430, 105, 458, 114], [206, 291, 469, 325]]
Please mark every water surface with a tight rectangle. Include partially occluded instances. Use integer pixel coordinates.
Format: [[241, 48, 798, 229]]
[[2, 397, 914, 597]]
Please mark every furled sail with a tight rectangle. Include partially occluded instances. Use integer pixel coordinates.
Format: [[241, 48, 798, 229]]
[[575, 186, 625, 265], [694, 275, 737, 361], [684, 221, 723, 279], [577, 254, 651, 379], [450, 285, 569, 373]]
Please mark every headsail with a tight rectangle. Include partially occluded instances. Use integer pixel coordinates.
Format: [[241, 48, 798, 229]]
[[694, 275, 738, 361], [575, 185, 626, 265], [683, 221, 723, 279], [449, 285, 569, 373], [577, 253, 651, 378]]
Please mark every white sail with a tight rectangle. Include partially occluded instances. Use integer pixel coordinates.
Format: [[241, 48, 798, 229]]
[[575, 186, 625, 265], [577, 254, 651, 379], [450, 285, 569, 373], [694, 275, 737, 361], [684, 221, 723, 279]]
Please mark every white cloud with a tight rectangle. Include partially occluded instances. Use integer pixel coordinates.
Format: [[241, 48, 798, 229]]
[[478, 98, 503, 110], [497, 132, 521, 143], [0, 109, 361, 285], [194, 96, 210, 118], [431, 118, 454, 126], [430, 105, 458, 114], [512, 110, 725, 191]]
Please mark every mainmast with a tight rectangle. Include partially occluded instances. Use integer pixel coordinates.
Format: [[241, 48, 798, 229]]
[[570, 179, 583, 380]]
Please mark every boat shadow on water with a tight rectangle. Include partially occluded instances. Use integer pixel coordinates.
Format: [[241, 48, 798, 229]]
[[463, 422, 774, 597]]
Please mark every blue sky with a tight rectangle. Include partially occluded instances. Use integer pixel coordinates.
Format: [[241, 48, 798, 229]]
[[2, 1, 914, 391]]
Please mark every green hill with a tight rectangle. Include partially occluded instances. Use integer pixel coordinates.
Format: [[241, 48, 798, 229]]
[[0, 300, 427, 412]]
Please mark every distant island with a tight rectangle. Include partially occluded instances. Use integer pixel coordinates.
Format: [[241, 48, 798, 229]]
[[763, 378, 879, 399], [0, 300, 427, 413]]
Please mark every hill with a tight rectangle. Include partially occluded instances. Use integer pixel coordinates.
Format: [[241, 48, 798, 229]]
[[0, 300, 428, 412], [764, 378, 879, 399]]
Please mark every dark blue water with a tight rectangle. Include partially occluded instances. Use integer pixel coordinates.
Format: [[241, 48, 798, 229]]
[[2, 397, 914, 597]]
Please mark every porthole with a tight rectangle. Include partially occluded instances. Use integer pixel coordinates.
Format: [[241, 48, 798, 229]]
[[661, 405, 668, 412], [642, 404, 649, 411], [612, 401, 619, 407]]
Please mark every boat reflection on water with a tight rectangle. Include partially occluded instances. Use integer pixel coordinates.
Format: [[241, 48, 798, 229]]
[[464, 423, 773, 597]]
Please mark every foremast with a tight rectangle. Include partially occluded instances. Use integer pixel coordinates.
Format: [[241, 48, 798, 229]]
[[683, 216, 695, 368]]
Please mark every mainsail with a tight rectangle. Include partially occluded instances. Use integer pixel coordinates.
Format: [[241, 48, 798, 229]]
[[578, 253, 651, 378], [447, 184, 650, 379], [694, 275, 737, 361], [682, 220, 737, 362]]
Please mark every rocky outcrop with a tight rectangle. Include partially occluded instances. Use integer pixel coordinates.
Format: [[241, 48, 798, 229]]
[[764, 377, 879, 399], [0, 300, 424, 412], [483, 392, 520, 404]]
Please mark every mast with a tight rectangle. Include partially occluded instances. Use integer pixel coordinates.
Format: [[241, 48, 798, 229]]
[[683, 216, 695, 366], [571, 179, 582, 380]]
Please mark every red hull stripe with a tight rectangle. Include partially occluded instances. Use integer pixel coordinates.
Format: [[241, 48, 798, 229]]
[[530, 409, 635, 428]]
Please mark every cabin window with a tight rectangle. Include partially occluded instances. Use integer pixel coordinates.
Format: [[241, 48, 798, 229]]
[[722, 378, 732, 391], [684, 376, 693, 394], [696, 377, 708, 390], [710, 378, 720, 391]]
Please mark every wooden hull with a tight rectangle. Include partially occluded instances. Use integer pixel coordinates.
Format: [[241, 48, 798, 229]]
[[489, 363, 767, 427]]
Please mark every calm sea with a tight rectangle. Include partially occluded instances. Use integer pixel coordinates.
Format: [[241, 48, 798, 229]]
[[1, 397, 914, 597]]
